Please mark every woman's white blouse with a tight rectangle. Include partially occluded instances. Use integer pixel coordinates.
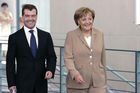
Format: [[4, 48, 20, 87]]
[[84, 36, 91, 47]]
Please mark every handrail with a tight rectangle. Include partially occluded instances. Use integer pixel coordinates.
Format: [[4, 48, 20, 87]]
[[106, 48, 140, 52], [55, 46, 137, 93], [0, 43, 139, 93], [55, 46, 138, 92], [106, 66, 135, 88]]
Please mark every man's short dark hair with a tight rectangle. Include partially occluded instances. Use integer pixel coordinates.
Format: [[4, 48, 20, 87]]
[[22, 4, 38, 16], [1, 2, 8, 7]]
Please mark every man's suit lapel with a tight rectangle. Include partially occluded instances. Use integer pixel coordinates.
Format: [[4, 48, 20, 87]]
[[20, 28, 33, 57], [36, 28, 42, 58], [21, 27, 45, 58]]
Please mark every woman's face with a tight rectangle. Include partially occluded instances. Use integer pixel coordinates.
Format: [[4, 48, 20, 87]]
[[78, 13, 93, 32], [2, 6, 8, 11]]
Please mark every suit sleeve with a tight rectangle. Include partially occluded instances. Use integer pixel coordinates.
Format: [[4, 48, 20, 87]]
[[64, 32, 80, 79], [6, 35, 16, 88], [46, 33, 57, 78]]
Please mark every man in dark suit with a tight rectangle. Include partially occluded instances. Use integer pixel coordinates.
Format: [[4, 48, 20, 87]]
[[6, 4, 57, 93]]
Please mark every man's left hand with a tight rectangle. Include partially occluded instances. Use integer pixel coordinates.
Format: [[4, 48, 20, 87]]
[[44, 71, 52, 79]]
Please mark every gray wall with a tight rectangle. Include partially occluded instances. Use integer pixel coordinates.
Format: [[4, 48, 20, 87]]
[[51, 0, 140, 50]]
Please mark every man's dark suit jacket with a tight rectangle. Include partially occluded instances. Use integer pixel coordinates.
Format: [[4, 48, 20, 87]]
[[6, 27, 57, 93]]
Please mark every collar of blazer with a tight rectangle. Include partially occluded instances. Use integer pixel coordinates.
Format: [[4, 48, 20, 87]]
[[74, 27, 97, 49]]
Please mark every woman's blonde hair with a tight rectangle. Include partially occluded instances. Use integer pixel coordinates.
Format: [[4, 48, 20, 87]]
[[74, 7, 95, 26]]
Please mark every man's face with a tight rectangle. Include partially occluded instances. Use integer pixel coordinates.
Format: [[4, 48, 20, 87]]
[[22, 9, 37, 29]]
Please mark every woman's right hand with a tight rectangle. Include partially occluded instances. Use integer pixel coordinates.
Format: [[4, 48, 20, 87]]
[[74, 74, 85, 84]]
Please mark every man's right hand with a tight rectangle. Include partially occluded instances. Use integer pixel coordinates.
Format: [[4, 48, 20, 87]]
[[9, 86, 16, 93]]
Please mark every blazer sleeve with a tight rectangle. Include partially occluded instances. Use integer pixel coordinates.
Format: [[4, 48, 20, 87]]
[[6, 35, 16, 88], [101, 32, 107, 84], [46, 33, 57, 78], [64, 32, 80, 79], [101, 32, 106, 68]]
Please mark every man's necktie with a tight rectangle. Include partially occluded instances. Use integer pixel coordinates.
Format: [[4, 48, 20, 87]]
[[29, 30, 37, 57]]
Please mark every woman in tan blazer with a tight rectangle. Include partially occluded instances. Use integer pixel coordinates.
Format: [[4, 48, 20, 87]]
[[64, 7, 107, 93]]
